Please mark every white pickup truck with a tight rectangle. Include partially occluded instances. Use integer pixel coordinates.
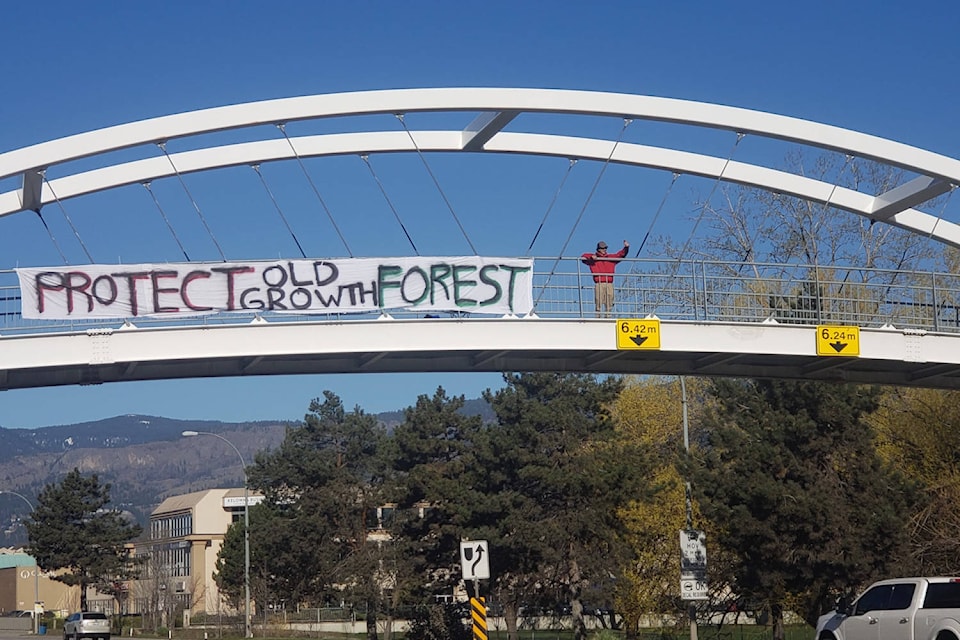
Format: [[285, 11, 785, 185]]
[[816, 578, 960, 640]]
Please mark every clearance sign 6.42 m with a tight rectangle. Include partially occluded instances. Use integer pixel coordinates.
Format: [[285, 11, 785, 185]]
[[617, 318, 661, 350]]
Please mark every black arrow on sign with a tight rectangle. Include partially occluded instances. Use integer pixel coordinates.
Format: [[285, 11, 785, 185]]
[[630, 335, 648, 347], [829, 341, 848, 353], [471, 544, 485, 576]]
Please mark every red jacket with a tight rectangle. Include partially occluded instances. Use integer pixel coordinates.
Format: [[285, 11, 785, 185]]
[[581, 247, 628, 283]]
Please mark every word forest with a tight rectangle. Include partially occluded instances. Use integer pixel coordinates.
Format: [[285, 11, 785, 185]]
[[17, 257, 534, 320]]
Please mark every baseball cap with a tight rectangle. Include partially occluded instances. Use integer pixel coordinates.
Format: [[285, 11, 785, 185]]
[[597, 241, 608, 249]]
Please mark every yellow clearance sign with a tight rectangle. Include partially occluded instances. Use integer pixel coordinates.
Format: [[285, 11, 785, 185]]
[[617, 318, 661, 350], [816, 325, 860, 356]]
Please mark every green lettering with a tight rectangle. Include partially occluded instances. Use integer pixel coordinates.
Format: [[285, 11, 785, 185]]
[[377, 265, 403, 307], [478, 265, 502, 307], [430, 264, 453, 304], [453, 265, 478, 307]]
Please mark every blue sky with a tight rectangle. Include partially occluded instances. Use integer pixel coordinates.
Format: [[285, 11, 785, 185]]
[[0, 1, 958, 429]]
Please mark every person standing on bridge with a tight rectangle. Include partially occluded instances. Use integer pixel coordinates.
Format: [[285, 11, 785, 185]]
[[581, 240, 629, 318]]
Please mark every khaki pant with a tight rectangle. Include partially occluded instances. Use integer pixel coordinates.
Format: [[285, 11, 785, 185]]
[[594, 282, 614, 318]]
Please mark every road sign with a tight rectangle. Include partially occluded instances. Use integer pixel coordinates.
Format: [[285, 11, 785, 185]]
[[617, 318, 661, 349], [680, 578, 709, 600], [816, 325, 860, 356], [679, 529, 707, 574], [679, 529, 708, 600], [460, 540, 490, 580]]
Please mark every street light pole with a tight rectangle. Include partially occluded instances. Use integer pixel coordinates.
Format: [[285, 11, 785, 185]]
[[0, 490, 40, 635], [181, 431, 252, 638]]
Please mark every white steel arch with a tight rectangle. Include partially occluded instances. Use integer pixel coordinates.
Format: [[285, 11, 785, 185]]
[[0, 88, 957, 244], [1, 131, 956, 245]]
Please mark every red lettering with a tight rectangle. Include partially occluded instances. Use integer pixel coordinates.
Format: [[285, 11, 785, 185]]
[[151, 270, 180, 314], [181, 270, 212, 311], [212, 266, 255, 311]]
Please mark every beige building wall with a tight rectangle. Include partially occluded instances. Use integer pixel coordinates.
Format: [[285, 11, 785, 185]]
[[0, 565, 79, 617], [132, 488, 262, 616]]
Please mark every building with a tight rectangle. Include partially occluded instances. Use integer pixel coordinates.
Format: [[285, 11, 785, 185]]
[[0, 549, 78, 618], [130, 489, 263, 617]]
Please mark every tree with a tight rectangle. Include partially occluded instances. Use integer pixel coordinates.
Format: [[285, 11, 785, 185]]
[[26, 468, 142, 611], [868, 387, 960, 574], [390, 376, 652, 640], [222, 391, 388, 640], [689, 379, 919, 638], [479, 373, 652, 640], [387, 387, 485, 607]]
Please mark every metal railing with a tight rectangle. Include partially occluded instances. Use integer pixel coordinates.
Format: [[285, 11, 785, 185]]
[[2, 257, 959, 335]]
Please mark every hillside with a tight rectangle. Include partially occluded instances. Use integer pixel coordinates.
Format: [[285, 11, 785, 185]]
[[0, 399, 495, 545]]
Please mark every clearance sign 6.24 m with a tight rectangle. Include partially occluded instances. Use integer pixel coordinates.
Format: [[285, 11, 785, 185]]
[[816, 325, 860, 356]]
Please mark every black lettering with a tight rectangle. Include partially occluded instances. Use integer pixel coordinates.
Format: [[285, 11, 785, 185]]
[[289, 288, 312, 310], [262, 265, 288, 287], [478, 265, 502, 307], [313, 288, 345, 308], [266, 287, 287, 310], [287, 261, 313, 287], [240, 288, 264, 310], [313, 261, 338, 286]]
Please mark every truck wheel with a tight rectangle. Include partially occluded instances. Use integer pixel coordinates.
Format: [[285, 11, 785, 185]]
[[936, 633, 957, 640], [820, 633, 838, 640]]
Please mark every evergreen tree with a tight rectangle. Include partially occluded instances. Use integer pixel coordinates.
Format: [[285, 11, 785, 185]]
[[224, 391, 387, 640], [481, 372, 652, 640], [26, 468, 142, 611], [689, 379, 919, 637]]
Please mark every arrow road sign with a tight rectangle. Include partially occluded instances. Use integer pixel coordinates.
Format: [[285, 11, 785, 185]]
[[816, 325, 860, 356], [460, 540, 491, 580]]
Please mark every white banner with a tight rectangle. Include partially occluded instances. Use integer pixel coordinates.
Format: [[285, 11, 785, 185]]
[[17, 257, 534, 320]]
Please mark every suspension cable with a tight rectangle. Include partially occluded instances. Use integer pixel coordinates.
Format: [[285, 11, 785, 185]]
[[395, 113, 477, 255], [252, 164, 307, 259], [927, 183, 958, 241], [635, 172, 680, 257], [535, 118, 632, 306], [142, 182, 191, 261], [276, 123, 353, 257], [651, 133, 744, 312], [41, 171, 94, 262], [31, 209, 68, 264], [674, 133, 745, 263], [157, 142, 226, 261], [526, 159, 578, 256], [360, 154, 420, 255]]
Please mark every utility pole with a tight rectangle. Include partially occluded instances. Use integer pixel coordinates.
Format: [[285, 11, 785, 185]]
[[680, 377, 699, 640]]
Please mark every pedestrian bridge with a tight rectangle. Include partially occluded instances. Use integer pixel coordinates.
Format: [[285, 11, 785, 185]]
[[1, 88, 959, 391]]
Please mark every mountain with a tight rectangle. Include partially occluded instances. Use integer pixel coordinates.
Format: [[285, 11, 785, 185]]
[[0, 399, 494, 545]]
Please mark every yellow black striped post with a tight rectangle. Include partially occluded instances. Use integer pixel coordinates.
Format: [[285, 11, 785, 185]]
[[470, 596, 487, 640]]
